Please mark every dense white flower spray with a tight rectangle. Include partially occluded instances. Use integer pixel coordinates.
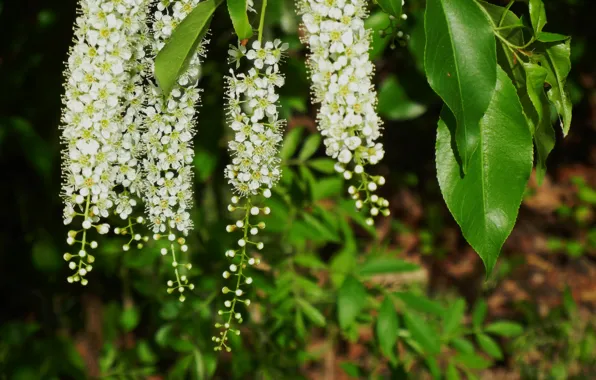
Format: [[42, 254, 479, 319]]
[[213, 39, 288, 352], [141, 0, 208, 300], [60, 0, 150, 285], [298, 0, 389, 224]]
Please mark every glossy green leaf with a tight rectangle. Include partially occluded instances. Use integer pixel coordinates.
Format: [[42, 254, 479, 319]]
[[484, 321, 524, 337], [376, 0, 402, 18], [538, 39, 573, 135], [227, 0, 253, 39], [522, 62, 555, 183], [359, 257, 419, 276], [299, 134, 321, 160], [297, 299, 326, 327], [425, 0, 497, 172], [378, 76, 427, 121], [436, 68, 533, 274], [337, 276, 367, 329], [154, 0, 222, 97], [376, 296, 399, 363], [443, 299, 466, 338], [477, 333, 503, 359], [537, 31, 569, 43], [529, 0, 547, 35], [403, 311, 440, 354], [479, 1, 524, 45]]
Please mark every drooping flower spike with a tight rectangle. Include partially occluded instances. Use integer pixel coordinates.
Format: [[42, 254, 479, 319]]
[[213, 39, 288, 352], [60, 0, 150, 284], [298, 0, 390, 224], [141, 0, 208, 300]]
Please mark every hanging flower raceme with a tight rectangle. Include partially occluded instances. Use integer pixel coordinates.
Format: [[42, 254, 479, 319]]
[[298, 0, 389, 224], [213, 39, 288, 352], [60, 0, 150, 285], [141, 0, 208, 300]]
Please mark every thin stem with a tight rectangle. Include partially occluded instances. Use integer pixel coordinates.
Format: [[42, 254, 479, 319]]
[[77, 194, 91, 274], [499, 0, 515, 27], [258, 0, 267, 43]]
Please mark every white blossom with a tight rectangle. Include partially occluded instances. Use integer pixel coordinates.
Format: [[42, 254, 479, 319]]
[[224, 39, 288, 197], [298, 0, 389, 218], [142, 0, 208, 234], [60, 0, 150, 282]]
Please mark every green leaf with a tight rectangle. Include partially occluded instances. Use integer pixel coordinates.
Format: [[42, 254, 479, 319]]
[[337, 276, 368, 329], [478, 1, 524, 45], [451, 337, 475, 354], [403, 311, 441, 354], [299, 134, 321, 160], [446, 363, 461, 380], [522, 62, 555, 183], [376, 0, 403, 18], [308, 158, 336, 174], [425, 0, 497, 172], [359, 257, 419, 276], [154, 0, 222, 97], [454, 353, 492, 370], [281, 127, 304, 160], [365, 11, 392, 61], [436, 68, 533, 274], [395, 291, 445, 317], [538, 39, 573, 135], [378, 75, 427, 121], [537, 32, 569, 43], [297, 299, 326, 327], [484, 321, 524, 337], [472, 300, 488, 329], [377, 297, 399, 363], [476, 333, 503, 359], [120, 306, 140, 332], [529, 0, 547, 35], [443, 299, 466, 338], [227, 0, 253, 39]]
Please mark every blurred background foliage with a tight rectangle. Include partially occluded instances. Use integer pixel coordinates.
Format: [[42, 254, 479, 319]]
[[1, 0, 596, 378]]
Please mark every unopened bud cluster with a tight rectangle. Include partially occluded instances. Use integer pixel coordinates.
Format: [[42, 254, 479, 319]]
[[155, 231, 194, 302], [298, 0, 389, 221]]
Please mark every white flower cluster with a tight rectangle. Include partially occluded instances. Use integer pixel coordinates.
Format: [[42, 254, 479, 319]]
[[298, 0, 389, 222], [60, 0, 150, 284], [224, 40, 288, 197], [141, 0, 207, 234]]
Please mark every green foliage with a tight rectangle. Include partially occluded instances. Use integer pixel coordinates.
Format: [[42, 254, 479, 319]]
[[375, 0, 403, 18], [154, 0, 223, 97], [227, 0, 253, 39]]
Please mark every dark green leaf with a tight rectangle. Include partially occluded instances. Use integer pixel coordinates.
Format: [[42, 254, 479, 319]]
[[337, 276, 368, 329], [227, 0, 253, 39], [436, 68, 533, 274], [522, 62, 555, 183], [425, 0, 497, 172], [443, 299, 466, 338], [485, 321, 524, 337], [403, 311, 441, 354], [120, 306, 140, 332], [359, 257, 419, 276], [339, 362, 361, 378], [281, 127, 304, 159], [538, 39, 573, 135], [297, 299, 326, 327], [479, 1, 524, 45], [377, 297, 399, 363], [476, 333, 503, 359], [376, 0, 403, 18], [529, 0, 547, 35], [154, 0, 222, 97], [378, 76, 427, 121], [537, 31, 569, 43], [299, 134, 321, 160]]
